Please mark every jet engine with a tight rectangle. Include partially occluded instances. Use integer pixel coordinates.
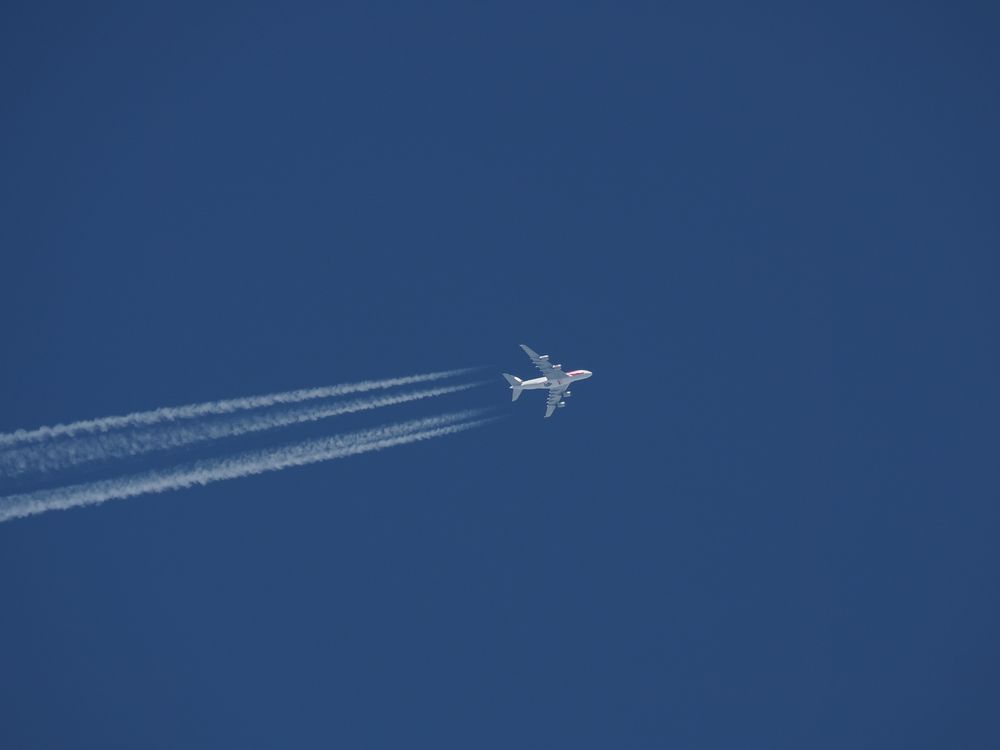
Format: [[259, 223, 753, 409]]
[[557, 401, 566, 408], [563, 391, 572, 397]]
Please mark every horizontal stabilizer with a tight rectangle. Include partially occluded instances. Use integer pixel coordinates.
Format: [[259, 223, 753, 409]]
[[501, 373, 523, 401]]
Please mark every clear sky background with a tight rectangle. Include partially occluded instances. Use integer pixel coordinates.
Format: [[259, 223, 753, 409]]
[[1, 2, 998, 748]]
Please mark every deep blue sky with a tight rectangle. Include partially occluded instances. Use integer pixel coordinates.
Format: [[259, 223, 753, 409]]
[[1, 2, 998, 747]]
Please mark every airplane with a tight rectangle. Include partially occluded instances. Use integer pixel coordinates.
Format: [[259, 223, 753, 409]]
[[502, 344, 593, 418]]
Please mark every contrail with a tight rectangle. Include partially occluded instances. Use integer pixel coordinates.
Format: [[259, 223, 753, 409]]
[[0, 410, 498, 523], [0, 367, 479, 448], [0, 381, 490, 478]]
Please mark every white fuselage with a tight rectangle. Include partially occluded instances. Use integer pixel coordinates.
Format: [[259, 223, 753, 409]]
[[521, 370, 592, 390]]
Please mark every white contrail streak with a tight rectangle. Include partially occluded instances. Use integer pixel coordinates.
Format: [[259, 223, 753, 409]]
[[0, 410, 498, 523], [0, 367, 479, 447], [0, 381, 490, 477]]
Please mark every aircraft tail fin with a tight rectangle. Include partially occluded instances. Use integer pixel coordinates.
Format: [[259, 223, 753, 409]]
[[502, 373, 523, 401]]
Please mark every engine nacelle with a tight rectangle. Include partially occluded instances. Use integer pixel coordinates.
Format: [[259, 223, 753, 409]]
[[557, 401, 566, 408], [563, 391, 572, 398], [553, 364, 562, 369]]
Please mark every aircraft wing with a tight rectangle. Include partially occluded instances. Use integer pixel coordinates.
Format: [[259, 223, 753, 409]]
[[520, 344, 566, 381], [544, 385, 569, 418]]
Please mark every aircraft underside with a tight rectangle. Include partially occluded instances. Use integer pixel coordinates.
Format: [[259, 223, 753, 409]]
[[502, 344, 592, 418]]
